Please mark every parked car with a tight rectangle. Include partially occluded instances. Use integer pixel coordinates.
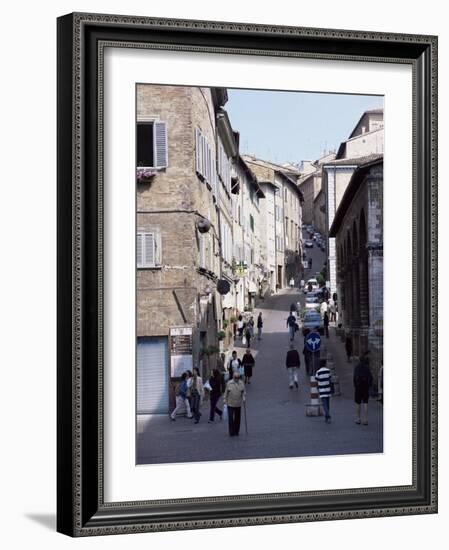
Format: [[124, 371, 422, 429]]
[[304, 295, 321, 311], [302, 310, 324, 335], [304, 240, 314, 248]]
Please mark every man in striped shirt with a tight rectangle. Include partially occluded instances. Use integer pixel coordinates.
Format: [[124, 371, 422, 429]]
[[315, 359, 332, 423]]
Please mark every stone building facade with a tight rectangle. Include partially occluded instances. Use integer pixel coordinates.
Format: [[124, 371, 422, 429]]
[[243, 156, 304, 289], [313, 189, 326, 235], [329, 157, 383, 390], [230, 155, 265, 312], [135, 85, 307, 416], [322, 109, 384, 293], [298, 170, 322, 225], [136, 85, 228, 414]]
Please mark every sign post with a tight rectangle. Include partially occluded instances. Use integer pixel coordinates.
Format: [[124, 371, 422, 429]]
[[305, 331, 321, 375], [305, 331, 323, 417]]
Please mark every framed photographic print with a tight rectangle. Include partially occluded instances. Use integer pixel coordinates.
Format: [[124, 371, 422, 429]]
[[57, 12, 438, 536]]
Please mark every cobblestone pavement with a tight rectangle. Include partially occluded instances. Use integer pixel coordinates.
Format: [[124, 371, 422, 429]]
[[137, 288, 383, 465]]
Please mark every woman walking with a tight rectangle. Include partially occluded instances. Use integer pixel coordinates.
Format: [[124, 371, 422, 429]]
[[237, 315, 244, 340], [242, 348, 255, 384], [257, 312, 263, 340], [208, 369, 224, 423], [345, 335, 353, 362], [188, 367, 204, 424], [248, 316, 255, 339], [170, 372, 193, 420], [353, 353, 373, 425], [244, 323, 252, 348], [323, 311, 330, 338]]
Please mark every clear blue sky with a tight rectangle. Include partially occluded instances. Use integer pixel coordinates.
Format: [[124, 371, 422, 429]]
[[226, 88, 384, 165]]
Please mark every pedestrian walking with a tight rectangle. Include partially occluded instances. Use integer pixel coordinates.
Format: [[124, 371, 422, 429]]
[[208, 368, 225, 423], [285, 343, 300, 389], [287, 312, 297, 341], [248, 316, 255, 339], [302, 328, 313, 376], [329, 299, 336, 322], [242, 348, 255, 385], [185, 369, 193, 409], [257, 312, 263, 340], [188, 367, 204, 424], [227, 350, 242, 381], [244, 323, 252, 348], [289, 277, 295, 288], [237, 315, 244, 340], [315, 358, 332, 423], [320, 299, 328, 319], [353, 353, 373, 425], [345, 335, 353, 362], [170, 372, 193, 420], [224, 370, 246, 437], [216, 352, 226, 374], [323, 311, 330, 338]]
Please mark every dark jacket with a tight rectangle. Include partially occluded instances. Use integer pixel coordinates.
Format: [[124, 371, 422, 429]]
[[257, 316, 263, 328], [287, 314, 296, 327], [286, 349, 301, 368], [242, 353, 255, 367], [209, 374, 224, 396], [353, 362, 373, 388]]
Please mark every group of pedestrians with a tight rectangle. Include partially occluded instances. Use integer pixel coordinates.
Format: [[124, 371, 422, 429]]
[[170, 348, 255, 436], [236, 312, 264, 348], [170, 300, 375, 436], [170, 367, 205, 424], [283, 302, 375, 426]]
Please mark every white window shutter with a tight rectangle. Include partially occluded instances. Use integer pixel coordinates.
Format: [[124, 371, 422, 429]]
[[212, 154, 217, 198], [206, 143, 210, 183], [137, 233, 143, 267], [155, 232, 162, 266], [195, 128, 200, 173], [154, 122, 168, 168], [199, 235, 204, 268], [144, 233, 155, 266], [202, 135, 206, 180]]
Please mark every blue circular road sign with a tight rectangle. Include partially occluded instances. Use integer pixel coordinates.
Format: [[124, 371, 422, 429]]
[[305, 331, 321, 352]]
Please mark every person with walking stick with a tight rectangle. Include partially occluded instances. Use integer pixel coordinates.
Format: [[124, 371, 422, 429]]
[[223, 369, 246, 437]]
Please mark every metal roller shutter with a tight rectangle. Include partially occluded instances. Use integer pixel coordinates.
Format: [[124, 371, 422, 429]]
[[137, 336, 169, 415]]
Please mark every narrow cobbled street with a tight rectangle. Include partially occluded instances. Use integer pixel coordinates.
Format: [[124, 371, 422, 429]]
[[137, 285, 383, 465]]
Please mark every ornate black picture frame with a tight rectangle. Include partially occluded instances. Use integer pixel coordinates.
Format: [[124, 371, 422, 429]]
[[57, 12, 438, 536]]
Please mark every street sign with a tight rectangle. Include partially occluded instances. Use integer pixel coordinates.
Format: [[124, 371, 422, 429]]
[[305, 331, 321, 352]]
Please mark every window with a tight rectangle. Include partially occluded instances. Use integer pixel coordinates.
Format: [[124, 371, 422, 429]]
[[137, 121, 168, 168], [217, 139, 231, 193], [137, 231, 161, 268], [249, 214, 254, 232], [195, 128, 217, 197]]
